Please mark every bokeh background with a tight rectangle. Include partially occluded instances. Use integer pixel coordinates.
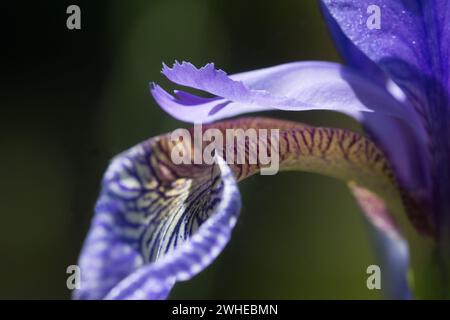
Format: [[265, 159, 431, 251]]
[[1, 0, 383, 299]]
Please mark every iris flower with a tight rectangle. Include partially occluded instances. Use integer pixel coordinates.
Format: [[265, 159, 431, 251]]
[[75, 0, 450, 299]]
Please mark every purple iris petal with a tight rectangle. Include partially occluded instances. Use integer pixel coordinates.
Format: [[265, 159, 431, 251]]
[[73, 141, 241, 300], [151, 61, 430, 198], [361, 114, 431, 195], [320, 3, 432, 193], [151, 83, 242, 122], [320, 1, 387, 85], [105, 160, 240, 299], [151, 61, 421, 124], [77, 0, 450, 300], [321, 0, 450, 253], [320, 1, 450, 125]]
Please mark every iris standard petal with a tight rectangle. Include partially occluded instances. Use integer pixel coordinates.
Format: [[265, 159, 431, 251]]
[[320, 1, 387, 84], [320, 1, 434, 222], [151, 61, 418, 126], [321, 0, 450, 237], [73, 137, 241, 300], [320, 0, 450, 114]]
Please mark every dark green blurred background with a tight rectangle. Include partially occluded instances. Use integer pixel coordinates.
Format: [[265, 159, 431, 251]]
[[1, 0, 382, 299]]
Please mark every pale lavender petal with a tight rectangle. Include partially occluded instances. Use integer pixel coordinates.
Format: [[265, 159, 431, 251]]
[[151, 61, 419, 126], [151, 61, 430, 199]]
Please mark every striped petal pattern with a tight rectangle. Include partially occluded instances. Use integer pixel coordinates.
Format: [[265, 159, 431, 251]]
[[74, 136, 240, 300], [76, 117, 432, 299]]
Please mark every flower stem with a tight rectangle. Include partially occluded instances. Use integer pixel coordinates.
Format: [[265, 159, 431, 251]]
[[410, 238, 450, 299]]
